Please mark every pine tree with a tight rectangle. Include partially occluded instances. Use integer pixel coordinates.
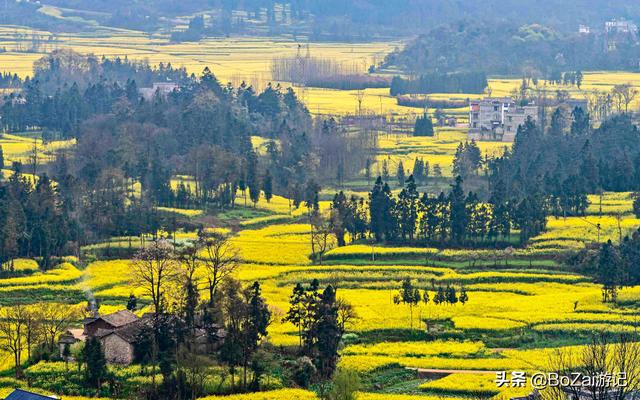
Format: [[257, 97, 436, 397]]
[[571, 106, 590, 136], [382, 159, 390, 182], [445, 285, 458, 305], [397, 161, 406, 186], [576, 70, 583, 88], [459, 286, 469, 305], [414, 113, 434, 136], [285, 283, 306, 348], [315, 285, 341, 378], [393, 278, 422, 330], [244, 281, 271, 387], [598, 240, 622, 303], [412, 158, 425, 184], [449, 176, 467, 244], [549, 108, 565, 136], [126, 294, 137, 311], [433, 286, 446, 305], [83, 337, 108, 389], [262, 170, 273, 203], [246, 150, 260, 206]]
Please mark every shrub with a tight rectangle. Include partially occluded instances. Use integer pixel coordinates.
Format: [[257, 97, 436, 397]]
[[292, 356, 317, 388]]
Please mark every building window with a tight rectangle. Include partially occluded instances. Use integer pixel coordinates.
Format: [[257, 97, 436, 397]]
[[494, 106, 499, 111], [507, 126, 511, 132], [472, 122, 477, 128], [473, 113, 479, 119]]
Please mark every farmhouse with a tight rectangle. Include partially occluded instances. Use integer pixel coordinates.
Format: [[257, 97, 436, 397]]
[[59, 310, 141, 364], [95, 320, 145, 365], [468, 97, 538, 142], [58, 310, 226, 365], [82, 309, 139, 336]]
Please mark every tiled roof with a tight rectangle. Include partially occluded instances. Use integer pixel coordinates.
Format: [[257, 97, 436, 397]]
[[98, 310, 139, 327], [4, 389, 57, 400], [96, 319, 149, 344]]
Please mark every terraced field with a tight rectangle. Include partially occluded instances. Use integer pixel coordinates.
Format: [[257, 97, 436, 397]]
[[0, 190, 635, 398]]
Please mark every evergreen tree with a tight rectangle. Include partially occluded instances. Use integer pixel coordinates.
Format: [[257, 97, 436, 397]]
[[396, 161, 405, 186], [393, 278, 421, 330], [634, 196, 640, 219], [244, 282, 271, 387], [285, 283, 306, 348], [83, 337, 108, 389], [381, 159, 390, 182], [598, 240, 622, 303], [571, 106, 590, 136], [433, 286, 446, 305], [445, 285, 458, 305], [449, 176, 467, 244], [315, 285, 341, 378], [576, 71, 584, 88], [549, 108, 565, 136], [262, 170, 273, 203], [459, 286, 469, 305], [412, 158, 424, 184], [246, 150, 260, 206], [397, 175, 419, 240], [126, 294, 137, 311], [414, 113, 434, 136]]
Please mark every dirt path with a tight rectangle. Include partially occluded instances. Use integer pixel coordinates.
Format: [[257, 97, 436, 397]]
[[407, 367, 499, 377]]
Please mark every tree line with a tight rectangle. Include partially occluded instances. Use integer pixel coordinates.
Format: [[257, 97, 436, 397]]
[[394, 278, 469, 330], [489, 110, 640, 224], [383, 20, 640, 75], [572, 229, 640, 304], [0, 72, 23, 89], [326, 174, 543, 248], [390, 72, 488, 96]]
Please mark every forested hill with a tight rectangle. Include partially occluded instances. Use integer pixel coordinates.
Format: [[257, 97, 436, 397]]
[[383, 20, 640, 75], [5, 0, 640, 37], [0, 50, 373, 266]]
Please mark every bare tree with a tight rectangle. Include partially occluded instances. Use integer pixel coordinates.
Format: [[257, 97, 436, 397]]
[[0, 305, 27, 378], [23, 305, 43, 361], [132, 240, 179, 313], [336, 298, 358, 334], [39, 303, 82, 353], [543, 333, 640, 400], [200, 233, 240, 306], [612, 84, 638, 114], [310, 211, 334, 264]]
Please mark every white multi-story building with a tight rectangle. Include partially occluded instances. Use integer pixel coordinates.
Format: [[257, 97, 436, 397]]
[[468, 98, 538, 142], [605, 18, 639, 50]]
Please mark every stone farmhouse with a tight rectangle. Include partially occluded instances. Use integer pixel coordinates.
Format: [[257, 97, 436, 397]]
[[59, 309, 141, 365], [468, 97, 538, 142], [58, 310, 225, 365]]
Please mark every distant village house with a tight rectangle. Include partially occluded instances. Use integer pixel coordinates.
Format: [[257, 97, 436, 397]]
[[139, 82, 180, 100], [468, 97, 538, 142]]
